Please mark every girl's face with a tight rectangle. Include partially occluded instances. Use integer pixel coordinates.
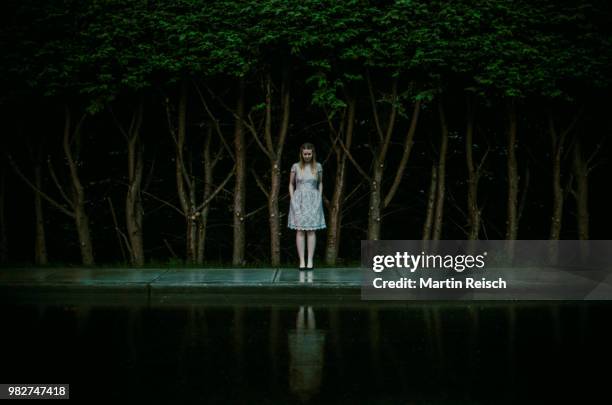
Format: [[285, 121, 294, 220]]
[[301, 149, 313, 162]]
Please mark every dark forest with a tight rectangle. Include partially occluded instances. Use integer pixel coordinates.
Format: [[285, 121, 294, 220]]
[[1, 0, 611, 267]]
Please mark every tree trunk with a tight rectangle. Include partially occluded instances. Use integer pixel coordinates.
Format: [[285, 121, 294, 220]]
[[325, 96, 355, 265], [572, 140, 589, 240], [505, 99, 519, 241], [548, 109, 582, 242], [171, 81, 196, 263], [73, 197, 94, 265], [465, 94, 480, 240], [33, 156, 48, 265], [549, 113, 564, 241], [197, 128, 214, 264], [264, 68, 291, 267], [361, 73, 420, 241], [188, 166, 198, 263], [125, 103, 145, 266], [234, 68, 289, 266], [365, 74, 397, 241], [232, 78, 246, 266], [422, 163, 438, 241], [432, 100, 449, 241], [547, 149, 561, 267], [9, 108, 93, 265], [196, 197, 209, 265], [269, 158, 282, 266], [368, 166, 383, 241], [63, 107, 94, 265], [550, 163, 563, 241], [170, 81, 236, 264]]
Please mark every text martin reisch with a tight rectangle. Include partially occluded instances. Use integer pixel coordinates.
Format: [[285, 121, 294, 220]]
[[372, 277, 507, 289]]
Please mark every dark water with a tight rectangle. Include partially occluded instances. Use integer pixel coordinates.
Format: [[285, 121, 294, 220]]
[[1, 301, 610, 404]]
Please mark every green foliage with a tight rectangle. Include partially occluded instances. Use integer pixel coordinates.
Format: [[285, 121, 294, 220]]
[[2, 0, 610, 108]]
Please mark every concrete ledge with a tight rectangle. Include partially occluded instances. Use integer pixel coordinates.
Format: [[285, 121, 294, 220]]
[[0, 267, 363, 305]]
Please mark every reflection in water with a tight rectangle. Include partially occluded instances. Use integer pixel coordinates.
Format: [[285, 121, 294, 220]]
[[467, 306, 479, 384], [268, 307, 280, 390], [507, 305, 517, 396], [423, 306, 445, 374], [2, 299, 611, 402], [368, 308, 382, 389], [288, 271, 326, 402], [298, 270, 314, 283], [233, 306, 245, 390]]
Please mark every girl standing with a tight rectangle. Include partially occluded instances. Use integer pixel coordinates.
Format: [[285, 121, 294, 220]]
[[288, 143, 326, 270]]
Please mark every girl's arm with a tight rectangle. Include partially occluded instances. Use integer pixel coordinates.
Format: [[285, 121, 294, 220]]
[[289, 165, 295, 199], [318, 164, 323, 195]]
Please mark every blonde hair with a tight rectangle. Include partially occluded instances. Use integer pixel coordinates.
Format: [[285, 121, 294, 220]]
[[298, 143, 318, 179]]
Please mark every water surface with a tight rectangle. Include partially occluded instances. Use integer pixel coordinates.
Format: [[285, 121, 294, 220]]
[[2, 301, 609, 403]]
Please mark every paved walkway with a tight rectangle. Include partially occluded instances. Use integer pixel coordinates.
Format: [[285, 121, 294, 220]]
[[0, 266, 361, 287], [4, 266, 610, 305], [0, 267, 363, 305]]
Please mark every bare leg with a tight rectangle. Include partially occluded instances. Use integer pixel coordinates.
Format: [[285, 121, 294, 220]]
[[307, 230, 316, 268], [306, 306, 316, 329], [297, 306, 305, 329], [296, 230, 306, 267]]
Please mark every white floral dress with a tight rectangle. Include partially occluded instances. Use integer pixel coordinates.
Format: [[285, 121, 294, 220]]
[[288, 162, 326, 230]]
